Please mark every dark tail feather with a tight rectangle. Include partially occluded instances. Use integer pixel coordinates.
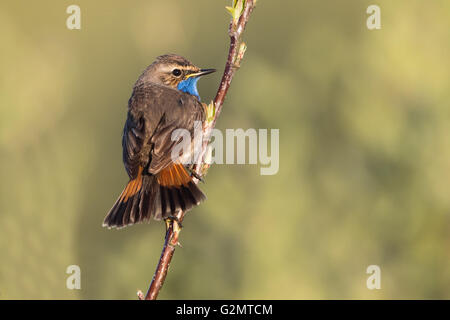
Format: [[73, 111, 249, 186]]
[[156, 182, 206, 220], [103, 166, 205, 229]]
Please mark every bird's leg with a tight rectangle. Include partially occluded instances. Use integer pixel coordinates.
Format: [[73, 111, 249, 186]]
[[164, 216, 183, 247], [164, 216, 183, 231], [172, 215, 184, 228], [191, 171, 204, 182], [190, 169, 205, 183], [186, 164, 204, 183]]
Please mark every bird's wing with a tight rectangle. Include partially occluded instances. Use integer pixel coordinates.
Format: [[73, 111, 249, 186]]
[[122, 83, 205, 179], [147, 89, 205, 174], [122, 110, 146, 179]]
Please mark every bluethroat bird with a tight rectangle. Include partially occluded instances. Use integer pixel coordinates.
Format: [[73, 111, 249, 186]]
[[103, 54, 216, 229]]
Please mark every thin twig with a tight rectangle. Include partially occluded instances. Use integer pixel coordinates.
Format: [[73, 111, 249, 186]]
[[139, 0, 256, 300]]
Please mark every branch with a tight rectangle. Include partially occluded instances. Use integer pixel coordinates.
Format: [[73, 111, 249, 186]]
[[138, 0, 256, 300]]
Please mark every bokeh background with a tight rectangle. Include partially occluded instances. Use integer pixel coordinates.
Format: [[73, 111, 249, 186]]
[[1, 0, 449, 299]]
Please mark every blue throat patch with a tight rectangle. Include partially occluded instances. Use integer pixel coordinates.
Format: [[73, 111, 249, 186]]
[[177, 77, 201, 100]]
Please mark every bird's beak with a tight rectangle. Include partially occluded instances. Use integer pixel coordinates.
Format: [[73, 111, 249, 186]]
[[185, 68, 216, 79]]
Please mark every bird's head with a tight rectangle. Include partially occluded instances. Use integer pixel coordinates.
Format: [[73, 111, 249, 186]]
[[136, 54, 216, 100]]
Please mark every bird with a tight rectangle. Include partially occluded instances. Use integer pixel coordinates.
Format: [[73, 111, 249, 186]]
[[103, 54, 216, 229]]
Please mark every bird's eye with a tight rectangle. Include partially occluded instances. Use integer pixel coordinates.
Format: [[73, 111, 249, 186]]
[[172, 69, 182, 77]]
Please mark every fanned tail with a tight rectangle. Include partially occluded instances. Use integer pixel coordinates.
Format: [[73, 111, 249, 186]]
[[103, 164, 205, 229]]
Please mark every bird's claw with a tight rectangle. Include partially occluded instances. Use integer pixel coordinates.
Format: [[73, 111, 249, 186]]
[[190, 171, 204, 183]]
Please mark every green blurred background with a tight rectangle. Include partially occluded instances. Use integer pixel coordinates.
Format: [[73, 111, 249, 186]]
[[1, 0, 449, 299]]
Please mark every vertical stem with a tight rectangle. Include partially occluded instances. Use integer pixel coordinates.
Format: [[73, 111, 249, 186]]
[[145, 226, 176, 300]]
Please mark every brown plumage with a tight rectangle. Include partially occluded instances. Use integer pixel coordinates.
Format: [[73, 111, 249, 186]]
[[103, 54, 215, 229]]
